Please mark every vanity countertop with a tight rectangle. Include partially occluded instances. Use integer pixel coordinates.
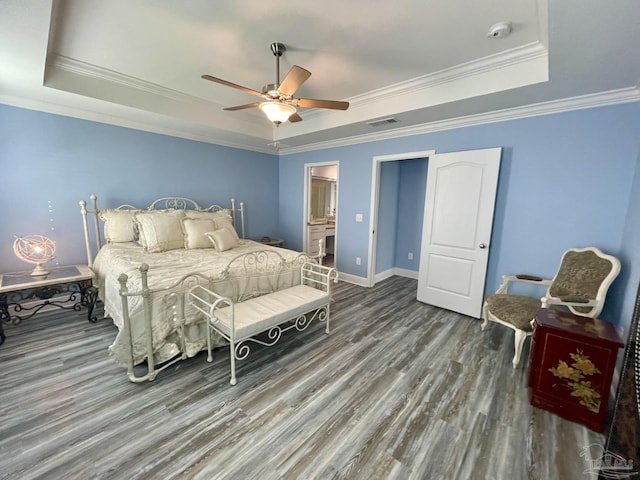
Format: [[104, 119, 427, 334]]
[[308, 219, 336, 226]]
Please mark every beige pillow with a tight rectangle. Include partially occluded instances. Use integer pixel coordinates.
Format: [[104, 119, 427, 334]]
[[99, 209, 139, 243], [206, 228, 239, 252], [181, 218, 216, 249], [184, 209, 232, 222], [214, 217, 240, 241], [134, 210, 185, 253]]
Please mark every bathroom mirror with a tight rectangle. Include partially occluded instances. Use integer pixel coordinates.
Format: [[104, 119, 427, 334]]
[[311, 176, 336, 220]]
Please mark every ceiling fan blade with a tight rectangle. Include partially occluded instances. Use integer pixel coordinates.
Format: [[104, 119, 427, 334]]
[[224, 102, 261, 111], [201, 74, 264, 98], [289, 113, 303, 123], [296, 98, 349, 110], [278, 66, 311, 96]]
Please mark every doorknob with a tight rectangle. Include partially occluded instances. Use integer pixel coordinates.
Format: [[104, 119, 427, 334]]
[[479, 243, 487, 249]]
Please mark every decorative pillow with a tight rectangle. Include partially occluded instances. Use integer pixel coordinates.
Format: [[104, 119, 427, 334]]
[[99, 209, 139, 243], [214, 217, 240, 241], [184, 209, 232, 222], [181, 218, 216, 249], [206, 228, 239, 252], [134, 210, 185, 253]]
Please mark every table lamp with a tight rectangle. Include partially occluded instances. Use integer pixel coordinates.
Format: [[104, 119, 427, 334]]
[[13, 235, 56, 276]]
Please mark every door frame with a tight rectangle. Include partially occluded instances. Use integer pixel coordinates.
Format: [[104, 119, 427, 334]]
[[303, 160, 340, 260], [367, 150, 435, 286]]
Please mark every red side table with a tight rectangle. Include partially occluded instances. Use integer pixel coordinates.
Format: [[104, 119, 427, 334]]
[[528, 308, 624, 432]]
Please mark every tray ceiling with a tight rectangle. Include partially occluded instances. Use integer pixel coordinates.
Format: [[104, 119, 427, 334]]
[[1, 0, 639, 154]]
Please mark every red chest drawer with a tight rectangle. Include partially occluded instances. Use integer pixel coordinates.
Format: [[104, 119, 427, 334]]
[[528, 308, 623, 432]]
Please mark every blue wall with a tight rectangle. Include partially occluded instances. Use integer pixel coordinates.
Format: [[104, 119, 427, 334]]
[[279, 102, 640, 328], [3, 100, 640, 334], [374, 158, 427, 275], [612, 148, 640, 340], [376, 161, 400, 274], [395, 158, 428, 271], [0, 104, 279, 272]]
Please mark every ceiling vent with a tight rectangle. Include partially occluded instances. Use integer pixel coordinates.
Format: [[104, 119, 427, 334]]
[[366, 117, 400, 127]]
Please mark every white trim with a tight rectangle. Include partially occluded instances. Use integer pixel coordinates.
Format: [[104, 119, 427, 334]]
[[337, 272, 369, 287], [394, 268, 419, 280], [3, 84, 637, 158], [48, 54, 215, 105], [278, 86, 640, 155], [0, 94, 275, 154], [373, 268, 419, 284], [374, 269, 395, 284], [348, 42, 547, 108], [368, 150, 435, 287]]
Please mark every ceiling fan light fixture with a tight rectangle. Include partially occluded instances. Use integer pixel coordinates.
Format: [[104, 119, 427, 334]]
[[259, 101, 296, 124]]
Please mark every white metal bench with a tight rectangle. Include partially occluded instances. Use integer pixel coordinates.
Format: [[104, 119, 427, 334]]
[[188, 250, 337, 385]]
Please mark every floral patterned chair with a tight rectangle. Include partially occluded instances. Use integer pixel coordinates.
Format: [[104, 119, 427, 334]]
[[481, 247, 621, 368]]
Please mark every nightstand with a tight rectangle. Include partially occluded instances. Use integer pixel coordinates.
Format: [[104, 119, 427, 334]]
[[258, 237, 285, 248], [528, 308, 623, 432], [0, 265, 98, 345]]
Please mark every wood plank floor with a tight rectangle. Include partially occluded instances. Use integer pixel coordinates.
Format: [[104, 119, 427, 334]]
[[0, 276, 604, 479]]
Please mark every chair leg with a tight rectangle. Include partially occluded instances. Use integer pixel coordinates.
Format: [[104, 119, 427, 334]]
[[481, 302, 489, 331], [512, 329, 528, 368]]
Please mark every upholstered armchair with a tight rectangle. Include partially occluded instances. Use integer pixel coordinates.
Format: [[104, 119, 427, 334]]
[[481, 247, 621, 368]]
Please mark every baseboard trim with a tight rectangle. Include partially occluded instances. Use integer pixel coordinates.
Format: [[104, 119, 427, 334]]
[[337, 272, 370, 287], [394, 268, 419, 280], [374, 267, 419, 284], [374, 269, 395, 284]]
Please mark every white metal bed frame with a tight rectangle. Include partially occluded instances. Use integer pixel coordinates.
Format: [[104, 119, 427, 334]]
[[80, 194, 245, 267], [79, 195, 247, 382], [78, 195, 329, 382]]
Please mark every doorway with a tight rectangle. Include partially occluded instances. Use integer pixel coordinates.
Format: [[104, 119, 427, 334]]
[[304, 161, 339, 268], [368, 150, 435, 286], [368, 147, 501, 319]]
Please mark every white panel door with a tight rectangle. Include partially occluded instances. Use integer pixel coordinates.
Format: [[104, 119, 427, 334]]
[[417, 148, 501, 318]]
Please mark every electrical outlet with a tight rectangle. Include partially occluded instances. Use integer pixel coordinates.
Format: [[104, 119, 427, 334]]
[[408, 252, 413, 260], [356, 257, 361, 265], [355, 213, 363, 222]]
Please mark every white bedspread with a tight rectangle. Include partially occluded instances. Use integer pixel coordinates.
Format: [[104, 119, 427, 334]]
[[92, 240, 307, 367]]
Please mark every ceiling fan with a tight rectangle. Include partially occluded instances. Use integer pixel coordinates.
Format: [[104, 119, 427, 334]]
[[202, 42, 349, 125]]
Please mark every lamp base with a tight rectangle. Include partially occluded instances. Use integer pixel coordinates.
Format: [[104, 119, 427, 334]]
[[30, 264, 49, 276]]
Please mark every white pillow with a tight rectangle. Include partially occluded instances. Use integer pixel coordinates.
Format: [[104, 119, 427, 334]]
[[206, 228, 239, 252], [214, 217, 240, 241], [181, 218, 216, 249], [134, 210, 185, 253], [99, 209, 139, 243]]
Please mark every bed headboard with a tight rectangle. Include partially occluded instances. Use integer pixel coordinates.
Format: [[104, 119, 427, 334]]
[[79, 195, 245, 266]]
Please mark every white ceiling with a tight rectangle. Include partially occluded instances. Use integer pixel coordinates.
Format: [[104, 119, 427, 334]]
[[1, 0, 639, 154]]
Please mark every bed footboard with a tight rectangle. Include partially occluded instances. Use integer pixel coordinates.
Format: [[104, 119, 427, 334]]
[[116, 263, 212, 382], [111, 251, 326, 382]]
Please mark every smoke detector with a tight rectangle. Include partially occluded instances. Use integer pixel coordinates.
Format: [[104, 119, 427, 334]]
[[487, 22, 512, 38]]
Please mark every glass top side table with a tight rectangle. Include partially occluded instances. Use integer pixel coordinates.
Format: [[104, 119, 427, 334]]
[[0, 264, 97, 346]]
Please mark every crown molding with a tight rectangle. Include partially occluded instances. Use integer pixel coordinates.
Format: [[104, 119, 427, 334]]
[[0, 93, 275, 154], [4, 50, 638, 157], [47, 54, 213, 106], [279, 86, 640, 155], [347, 42, 548, 108]]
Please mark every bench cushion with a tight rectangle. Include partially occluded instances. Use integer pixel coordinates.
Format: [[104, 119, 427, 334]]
[[213, 285, 329, 339]]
